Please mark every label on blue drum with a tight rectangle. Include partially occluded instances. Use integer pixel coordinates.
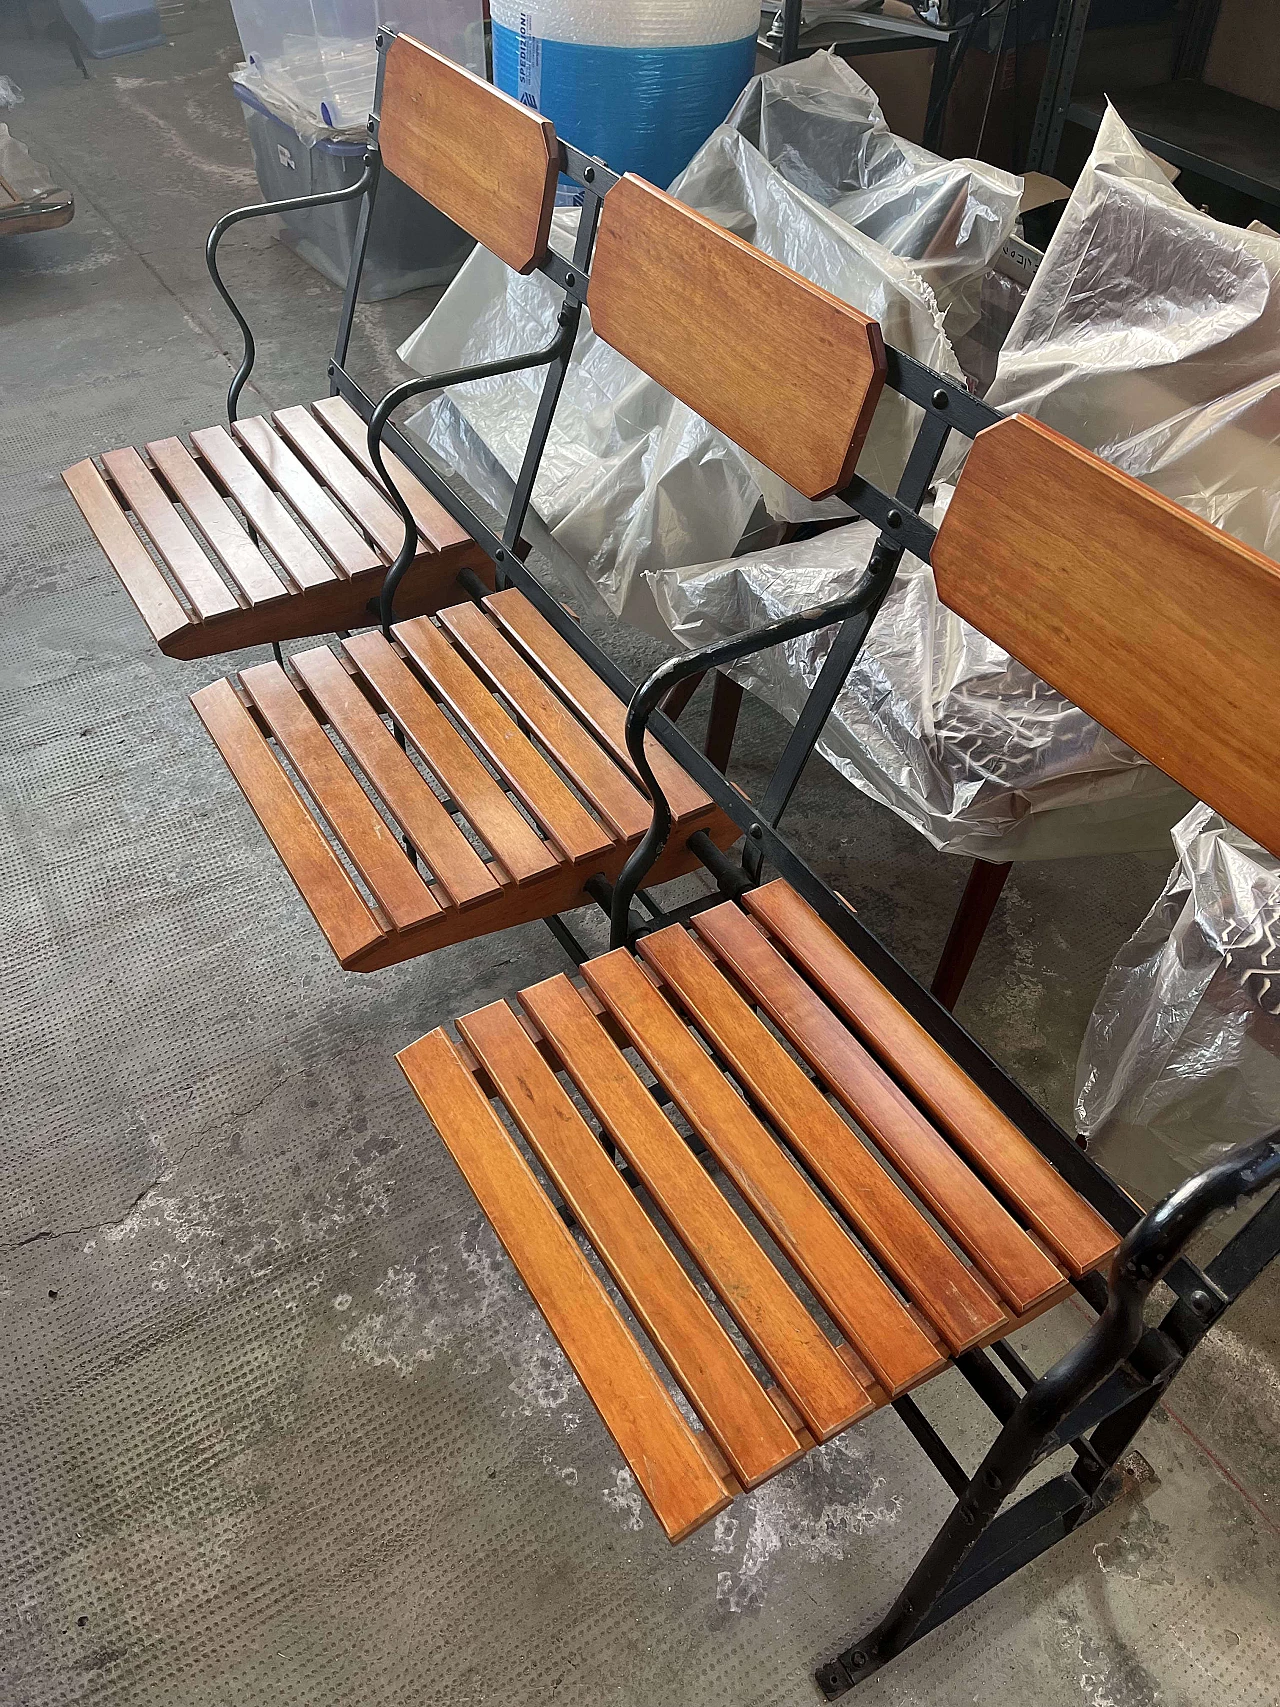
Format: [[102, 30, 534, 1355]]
[[515, 11, 542, 111]]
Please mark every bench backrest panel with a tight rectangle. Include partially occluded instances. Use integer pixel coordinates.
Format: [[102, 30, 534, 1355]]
[[933, 413, 1280, 856], [587, 174, 886, 501], [379, 34, 559, 275]]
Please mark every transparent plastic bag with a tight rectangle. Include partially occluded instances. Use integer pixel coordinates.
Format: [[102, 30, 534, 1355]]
[[651, 107, 1280, 861], [1075, 805, 1280, 1203], [398, 52, 1016, 633]]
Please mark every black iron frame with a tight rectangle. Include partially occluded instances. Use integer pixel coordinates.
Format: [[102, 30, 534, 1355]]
[[203, 30, 1280, 1692]]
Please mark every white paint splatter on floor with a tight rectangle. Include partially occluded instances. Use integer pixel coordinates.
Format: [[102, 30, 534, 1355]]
[[713, 1432, 901, 1613]]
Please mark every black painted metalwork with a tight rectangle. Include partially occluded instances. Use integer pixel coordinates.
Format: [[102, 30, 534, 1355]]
[[206, 157, 379, 425], [817, 1132, 1280, 1696]]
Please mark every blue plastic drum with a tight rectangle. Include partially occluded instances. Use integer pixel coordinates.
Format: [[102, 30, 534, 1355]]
[[491, 1, 759, 197]]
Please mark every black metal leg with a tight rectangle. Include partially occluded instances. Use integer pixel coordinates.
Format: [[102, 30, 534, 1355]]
[[817, 1134, 1280, 1697]]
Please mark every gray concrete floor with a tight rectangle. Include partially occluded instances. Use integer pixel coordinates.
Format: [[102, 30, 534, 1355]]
[[1, 7, 1278, 1704]]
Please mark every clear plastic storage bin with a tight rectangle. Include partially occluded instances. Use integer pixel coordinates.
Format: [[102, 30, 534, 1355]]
[[230, 0, 485, 130], [233, 79, 472, 301]]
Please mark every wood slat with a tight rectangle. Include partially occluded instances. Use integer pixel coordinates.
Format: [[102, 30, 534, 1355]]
[[395, 615, 615, 865], [519, 974, 872, 1441], [239, 661, 439, 933], [273, 404, 408, 561], [342, 628, 559, 886], [291, 644, 499, 913], [62, 458, 188, 646], [232, 416, 380, 578], [935, 413, 1280, 862], [311, 395, 471, 552], [458, 1001, 803, 1488], [639, 924, 1007, 1353], [694, 902, 1065, 1316], [587, 174, 887, 501], [744, 881, 1120, 1276], [190, 425, 337, 591], [191, 677, 384, 966], [379, 35, 558, 276], [145, 436, 288, 607], [582, 950, 946, 1397], [439, 602, 652, 842], [399, 1028, 732, 1542], [100, 446, 240, 622], [483, 588, 713, 824]]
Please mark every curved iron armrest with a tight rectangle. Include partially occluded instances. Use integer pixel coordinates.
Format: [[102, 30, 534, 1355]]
[[366, 315, 577, 636], [847, 1130, 1280, 1680], [205, 155, 379, 424], [608, 537, 902, 948]]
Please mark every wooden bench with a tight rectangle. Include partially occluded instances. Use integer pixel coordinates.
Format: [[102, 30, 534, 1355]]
[[400, 356, 1280, 1690]]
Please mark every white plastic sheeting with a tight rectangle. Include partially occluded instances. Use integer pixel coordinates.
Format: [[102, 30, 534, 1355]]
[[397, 52, 1019, 632], [978, 105, 1280, 560], [1075, 806, 1280, 1203], [649, 504, 1189, 861], [653, 106, 1280, 860]]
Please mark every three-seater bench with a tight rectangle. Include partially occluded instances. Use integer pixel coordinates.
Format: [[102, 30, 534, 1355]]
[[62, 30, 1280, 1697]]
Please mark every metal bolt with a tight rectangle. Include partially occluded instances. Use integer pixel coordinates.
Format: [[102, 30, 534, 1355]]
[[932, 388, 949, 409], [983, 1468, 1001, 1490], [327, 362, 335, 375], [1188, 1288, 1215, 1318], [961, 1505, 977, 1526], [495, 549, 506, 562], [886, 509, 903, 529], [850, 1650, 867, 1668], [565, 271, 576, 288], [367, 117, 375, 131], [748, 823, 763, 840], [584, 166, 596, 183]]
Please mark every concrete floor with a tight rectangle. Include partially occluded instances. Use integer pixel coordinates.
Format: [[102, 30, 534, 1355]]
[[1, 7, 1278, 1704]]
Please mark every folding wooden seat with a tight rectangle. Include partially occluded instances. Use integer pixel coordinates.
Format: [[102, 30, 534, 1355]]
[[402, 369, 1280, 1690], [179, 54, 889, 972], [61, 38, 581, 660]]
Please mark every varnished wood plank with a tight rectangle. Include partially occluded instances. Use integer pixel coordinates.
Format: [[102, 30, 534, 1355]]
[[936, 414, 1280, 862], [395, 615, 615, 865], [101, 447, 240, 621], [744, 881, 1120, 1276], [62, 458, 188, 646], [191, 677, 384, 967], [311, 395, 471, 552], [342, 628, 559, 886], [483, 588, 713, 824], [145, 436, 288, 607], [379, 35, 558, 276], [640, 923, 1007, 1352], [439, 601, 652, 842], [273, 404, 408, 561], [240, 661, 439, 932], [518, 974, 872, 1441], [458, 1000, 803, 1488], [190, 425, 337, 591], [232, 416, 380, 578], [291, 644, 499, 913], [588, 174, 886, 501], [398, 1028, 732, 1541], [694, 902, 1064, 1316], [582, 950, 945, 1397]]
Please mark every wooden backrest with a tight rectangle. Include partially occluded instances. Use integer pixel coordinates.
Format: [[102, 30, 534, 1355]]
[[932, 414, 1280, 856], [587, 174, 886, 501], [378, 33, 559, 275]]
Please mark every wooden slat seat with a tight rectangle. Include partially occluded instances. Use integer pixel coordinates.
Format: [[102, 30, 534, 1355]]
[[63, 394, 488, 659], [191, 588, 737, 973], [398, 879, 1121, 1541]]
